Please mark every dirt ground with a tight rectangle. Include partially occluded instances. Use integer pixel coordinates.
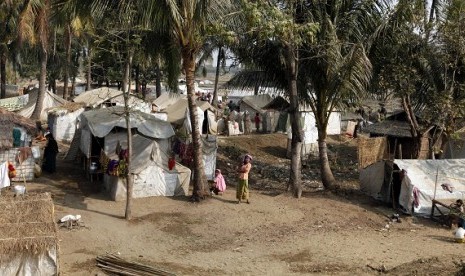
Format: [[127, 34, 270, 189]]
[[21, 133, 465, 275]]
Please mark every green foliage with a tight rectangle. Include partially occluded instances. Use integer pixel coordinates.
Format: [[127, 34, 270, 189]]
[[241, 0, 318, 47]]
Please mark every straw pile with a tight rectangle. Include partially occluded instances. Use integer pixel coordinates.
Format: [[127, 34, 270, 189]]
[[0, 193, 57, 263]]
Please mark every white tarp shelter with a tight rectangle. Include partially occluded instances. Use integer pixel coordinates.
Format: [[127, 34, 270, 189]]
[[163, 98, 215, 126], [152, 93, 185, 111], [360, 159, 465, 216], [17, 89, 68, 121], [79, 107, 191, 199], [47, 103, 85, 142], [73, 87, 122, 107], [287, 110, 341, 158]]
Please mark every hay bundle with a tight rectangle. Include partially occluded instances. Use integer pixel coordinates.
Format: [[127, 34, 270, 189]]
[[0, 193, 57, 263]]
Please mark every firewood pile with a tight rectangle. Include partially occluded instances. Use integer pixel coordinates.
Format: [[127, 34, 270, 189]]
[[96, 254, 176, 276]]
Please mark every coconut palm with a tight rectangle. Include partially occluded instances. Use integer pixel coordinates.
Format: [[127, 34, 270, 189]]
[[0, 0, 37, 99], [137, 0, 238, 201], [297, 0, 386, 189]]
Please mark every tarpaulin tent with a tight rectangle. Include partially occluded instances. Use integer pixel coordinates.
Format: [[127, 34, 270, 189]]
[[152, 93, 185, 112], [17, 89, 68, 121], [73, 87, 150, 112], [79, 107, 191, 199], [360, 159, 465, 216], [47, 102, 86, 142]]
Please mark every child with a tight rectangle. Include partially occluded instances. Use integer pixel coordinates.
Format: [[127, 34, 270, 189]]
[[211, 169, 226, 195], [236, 154, 252, 204]]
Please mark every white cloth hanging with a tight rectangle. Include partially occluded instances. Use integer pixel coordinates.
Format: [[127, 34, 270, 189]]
[[0, 162, 11, 189]]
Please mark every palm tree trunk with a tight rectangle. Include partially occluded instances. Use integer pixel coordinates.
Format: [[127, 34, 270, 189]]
[[63, 23, 71, 100], [135, 64, 140, 95], [182, 47, 207, 201], [31, 48, 47, 120], [212, 46, 222, 106], [286, 46, 302, 198], [86, 42, 92, 91], [317, 125, 336, 189], [155, 58, 162, 98], [0, 48, 6, 99], [124, 51, 134, 220]]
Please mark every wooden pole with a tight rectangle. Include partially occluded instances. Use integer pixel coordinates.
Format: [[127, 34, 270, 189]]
[[433, 165, 439, 201]]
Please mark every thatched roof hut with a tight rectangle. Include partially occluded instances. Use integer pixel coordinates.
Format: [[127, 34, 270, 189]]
[[0, 193, 58, 274], [0, 108, 37, 150]]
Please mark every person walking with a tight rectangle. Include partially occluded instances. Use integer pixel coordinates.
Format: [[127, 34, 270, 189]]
[[42, 133, 59, 173], [236, 154, 252, 204], [254, 113, 261, 132]]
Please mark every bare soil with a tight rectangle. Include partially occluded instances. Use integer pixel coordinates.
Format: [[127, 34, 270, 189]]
[[20, 133, 465, 275]]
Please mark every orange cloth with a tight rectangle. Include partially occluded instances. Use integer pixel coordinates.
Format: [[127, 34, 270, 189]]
[[239, 163, 251, 180]]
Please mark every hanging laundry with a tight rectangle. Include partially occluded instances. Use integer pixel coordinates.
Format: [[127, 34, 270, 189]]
[[0, 162, 10, 189]]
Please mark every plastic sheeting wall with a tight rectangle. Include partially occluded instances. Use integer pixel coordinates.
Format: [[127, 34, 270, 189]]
[[103, 132, 191, 200], [48, 108, 84, 142], [0, 247, 58, 275]]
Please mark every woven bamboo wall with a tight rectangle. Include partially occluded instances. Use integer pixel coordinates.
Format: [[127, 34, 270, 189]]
[[358, 137, 388, 169], [0, 148, 35, 181]]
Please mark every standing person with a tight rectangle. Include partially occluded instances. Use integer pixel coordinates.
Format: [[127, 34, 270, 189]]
[[254, 112, 261, 132], [236, 154, 252, 204], [42, 133, 59, 173]]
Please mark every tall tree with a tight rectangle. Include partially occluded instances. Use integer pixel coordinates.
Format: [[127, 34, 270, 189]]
[[140, 0, 237, 201], [31, 0, 51, 120], [295, 0, 382, 189], [237, 0, 318, 197], [0, 0, 35, 99]]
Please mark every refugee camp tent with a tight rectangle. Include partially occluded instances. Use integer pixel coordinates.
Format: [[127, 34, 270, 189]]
[[79, 107, 191, 200], [360, 159, 465, 216], [17, 89, 68, 121], [152, 93, 185, 112], [0, 93, 29, 111], [73, 87, 151, 112], [262, 96, 290, 133], [286, 108, 342, 158], [73, 87, 122, 107], [239, 94, 274, 132], [163, 98, 217, 133], [0, 193, 58, 275], [47, 102, 86, 142], [0, 108, 38, 183], [182, 110, 218, 180]]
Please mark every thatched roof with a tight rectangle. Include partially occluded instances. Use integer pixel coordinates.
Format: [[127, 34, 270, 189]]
[[0, 193, 57, 262], [262, 96, 290, 110], [47, 102, 86, 115], [363, 120, 413, 138], [0, 108, 37, 149]]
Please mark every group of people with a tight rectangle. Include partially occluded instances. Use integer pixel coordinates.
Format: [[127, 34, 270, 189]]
[[210, 154, 253, 204]]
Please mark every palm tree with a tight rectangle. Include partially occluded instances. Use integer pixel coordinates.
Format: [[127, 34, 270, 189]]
[[140, 0, 237, 201], [297, 0, 384, 189], [31, 0, 51, 120], [0, 0, 36, 99]]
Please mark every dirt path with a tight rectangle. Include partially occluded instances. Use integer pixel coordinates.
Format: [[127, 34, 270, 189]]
[[25, 134, 465, 275]]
